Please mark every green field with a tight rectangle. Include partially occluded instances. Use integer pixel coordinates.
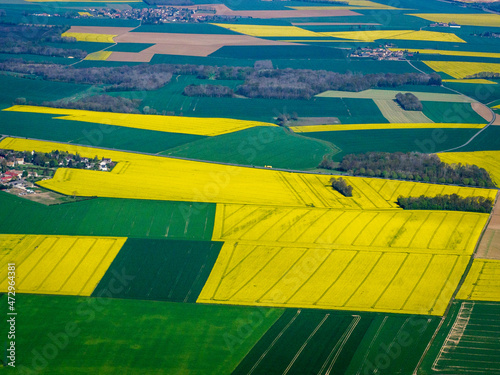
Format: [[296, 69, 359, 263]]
[[419, 301, 500, 374], [422, 101, 488, 124], [0, 110, 204, 153], [0, 192, 216, 240], [93, 238, 222, 303], [0, 294, 283, 374], [233, 309, 438, 375], [163, 126, 333, 170], [305, 128, 478, 160], [443, 80, 500, 104], [209, 45, 346, 60], [106, 43, 155, 53], [0, 75, 88, 106]]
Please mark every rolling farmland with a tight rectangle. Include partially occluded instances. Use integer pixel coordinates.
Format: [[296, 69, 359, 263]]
[[211, 204, 488, 253], [0, 234, 125, 296], [93, 238, 223, 303], [3, 105, 273, 136], [197, 241, 469, 315], [0, 192, 216, 240], [424, 61, 500, 79], [456, 259, 500, 302], [0, 294, 283, 374], [419, 301, 500, 374], [1, 0, 500, 372], [234, 309, 439, 375]]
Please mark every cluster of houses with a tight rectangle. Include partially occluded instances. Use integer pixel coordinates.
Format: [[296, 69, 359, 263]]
[[80, 6, 196, 23], [350, 47, 409, 61], [429, 22, 461, 28]]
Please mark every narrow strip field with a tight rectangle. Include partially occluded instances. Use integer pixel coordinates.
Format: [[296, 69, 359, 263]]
[[290, 123, 484, 132], [456, 259, 500, 301], [420, 301, 500, 374], [234, 309, 438, 375], [0, 234, 125, 296], [3, 105, 274, 136], [92, 239, 223, 303], [0, 138, 495, 208], [211, 204, 488, 254], [390, 48, 500, 60], [84, 51, 112, 61], [61, 32, 117, 43], [197, 241, 470, 315], [476, 196, 500, 259]]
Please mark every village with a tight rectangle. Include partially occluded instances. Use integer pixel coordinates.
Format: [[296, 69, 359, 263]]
[[0, 148, 115, 194]]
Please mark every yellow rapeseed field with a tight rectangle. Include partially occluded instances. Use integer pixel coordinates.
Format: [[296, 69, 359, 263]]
[[442, 79, 498, 84], [409, 13, 500, 27], [390, 48, 500, 59], [289, 1, 402, 10], [290, 123, 485, 132], [424, 61, 500, 79], [0, 138, 495, 208], [439, 151, 500, 186], [211, 24, 319, 37], [62, 32, 117, 43], [212, 204, 488, 254], [456, 259, 500, 301], [3, 105, 273, 136], [320, 30, 465, 43], [84, 51, 112, 61], [197, 241, 470, 315], [78, 12, 92, 16], [0, 234, 126, 296]]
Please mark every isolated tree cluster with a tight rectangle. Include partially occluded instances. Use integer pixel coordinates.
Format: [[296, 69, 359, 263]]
[[183, 84, 235, 98], [397, 194, 494, 213], [321, 152, 495, 187], [330, 177, 353, 197], [395, 92, 423, 111]]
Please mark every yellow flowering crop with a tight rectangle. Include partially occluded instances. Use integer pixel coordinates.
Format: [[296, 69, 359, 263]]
[[197, 241, 470, 315], [3, 105, 273, 136], [212, 204, 488, 254], [291, 123, 484, 132], [0, 138, 495, 208], [424, 61, 500, 79], [456, 259, 500, 301], [211, 24, 319, 37], [390, 48, 500, 59], [0, 234, 126, 296], [439, 151, 500, 186], [409, 13, 500, 27], [62, 32, 117, 43], [320, 30, 465, 43], [84, 51, 112, 61]]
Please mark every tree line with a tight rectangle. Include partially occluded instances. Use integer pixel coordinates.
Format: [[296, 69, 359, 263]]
[[397, 194, 494, 213], [183, 84, 235, 98], [320, 152, 495, 187], [395, 92, 423, 111], [0, 23, 87, 59], [40, 95, 142, 113]]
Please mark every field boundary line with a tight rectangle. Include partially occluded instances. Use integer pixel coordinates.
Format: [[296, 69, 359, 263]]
[[256, 249, 308, 304], [55, 238, 92, 293], [401, 254, 434, 311], [246, 309, 302, 375], [354, 315, 388, 375], [351, 212, 381, 246], [78, 238, 120, 295], [313, 251, 359, 306], [208, 241, 238, 300], [425, 212, 450, 250], [322, 315, 361, 375], [226, 246, 283, 301], [368, 211, 398, 247], [184, 250, 210, 303], [284, 251, 331, 304], [343, 252, 384, 307], [372, 253, 410, 308], [282, 314, 330, 375], [430, 255, 461, 315], [405, 212, 433, 249]]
